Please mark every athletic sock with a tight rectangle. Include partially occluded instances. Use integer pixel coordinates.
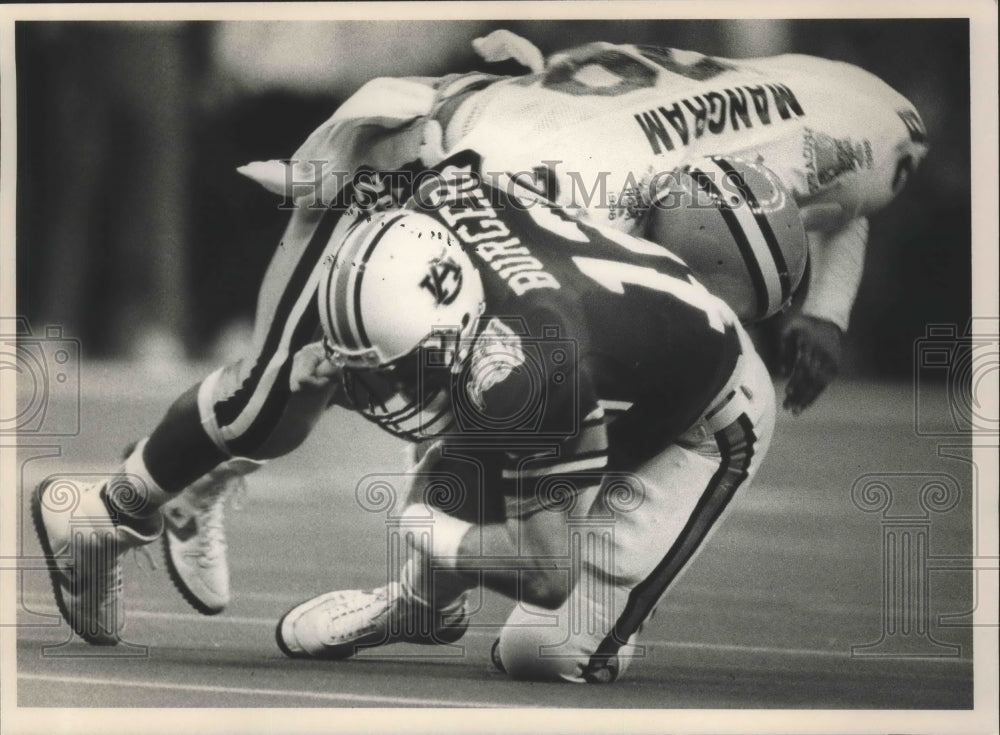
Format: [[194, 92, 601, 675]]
[[400, 556, 469, 613], [397, 504, 475, 610], [101, 484, 163, 537], [103, 437, 173, 531]]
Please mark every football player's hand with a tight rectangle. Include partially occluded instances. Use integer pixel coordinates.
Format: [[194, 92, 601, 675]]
[[779, 315, 843, 415], [405, 439, 444, 472], [401, 440, 447, 506], [290, 341, 341, 393]]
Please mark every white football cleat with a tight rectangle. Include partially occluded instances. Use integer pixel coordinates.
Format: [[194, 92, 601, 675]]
[[31, 477, 162, 645], [161, 459, 261, 615], [276, 582, 470, 660]]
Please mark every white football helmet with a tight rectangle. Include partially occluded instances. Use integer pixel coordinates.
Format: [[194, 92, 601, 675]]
[[318, 210, 485, 420], [646, 156, 808, 323]]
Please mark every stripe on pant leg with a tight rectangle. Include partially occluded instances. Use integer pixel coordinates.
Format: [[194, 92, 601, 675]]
[[214, 206, 343, 429], [584, 415, 757, 680], [226, 211, 411, 453], [224, 315, 322, 456]]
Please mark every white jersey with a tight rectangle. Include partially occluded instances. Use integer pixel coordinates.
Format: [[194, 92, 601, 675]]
[[436, 43, 927, 232], [240, 39, 927, 330]]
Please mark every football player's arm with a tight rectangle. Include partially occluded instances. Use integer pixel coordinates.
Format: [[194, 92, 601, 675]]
[[231, 340, 345, 459], [287, 338, 372, 416], [421, 432, 608, 610], [237, 76, 438, 204], [400, 436, 584, 608], [781, 216, 868, 414], [472, 29, 545, 72], [410, 308, 605, 608], [289, 340, 341, 392]]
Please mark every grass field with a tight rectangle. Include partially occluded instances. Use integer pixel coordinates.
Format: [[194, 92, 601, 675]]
[[10, 360, 983, 720]]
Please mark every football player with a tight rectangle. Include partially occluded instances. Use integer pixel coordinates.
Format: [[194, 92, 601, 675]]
[[31, 150, 800, 648], [229, 34, 925, 620], [273, 152, 778, 683], [245, 30, 929, 413], [34, 29, 925, 636]]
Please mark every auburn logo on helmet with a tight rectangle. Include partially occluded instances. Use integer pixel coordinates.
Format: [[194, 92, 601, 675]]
[[420, 254, 464, 306]]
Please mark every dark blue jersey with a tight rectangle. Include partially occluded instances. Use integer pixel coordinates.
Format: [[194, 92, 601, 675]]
[[407, 151, 743, 471]]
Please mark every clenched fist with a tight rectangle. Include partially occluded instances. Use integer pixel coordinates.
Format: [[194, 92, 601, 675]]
[[289, 341, 342, 393]]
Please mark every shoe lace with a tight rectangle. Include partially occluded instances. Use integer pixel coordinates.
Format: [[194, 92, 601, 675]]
[[75, 534, 125, 608], [185, 472, 246, 564], [324, 585, 396, 641], [132, 544, 159, 572]]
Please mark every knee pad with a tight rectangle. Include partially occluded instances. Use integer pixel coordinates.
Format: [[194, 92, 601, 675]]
[[496, 602, 637, 684]]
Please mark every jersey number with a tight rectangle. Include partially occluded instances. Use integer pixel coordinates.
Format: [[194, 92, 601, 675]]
[[573, 256, 727, 333], [516, 190, 730, 334], [539, 45, 732, 97]]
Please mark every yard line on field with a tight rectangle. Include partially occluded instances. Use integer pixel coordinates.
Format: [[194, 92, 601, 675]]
[[468, 631, 968, 663], [128, 609, 272, 626], [17, 601, 971, 665], [17, 602, 272, 628], [18, 589, 301, 606], [18, 673, 518, 707], [217, 589, 319, 602]]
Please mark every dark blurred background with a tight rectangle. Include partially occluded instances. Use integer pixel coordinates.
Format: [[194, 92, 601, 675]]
[[15, 19, 970, 375]]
